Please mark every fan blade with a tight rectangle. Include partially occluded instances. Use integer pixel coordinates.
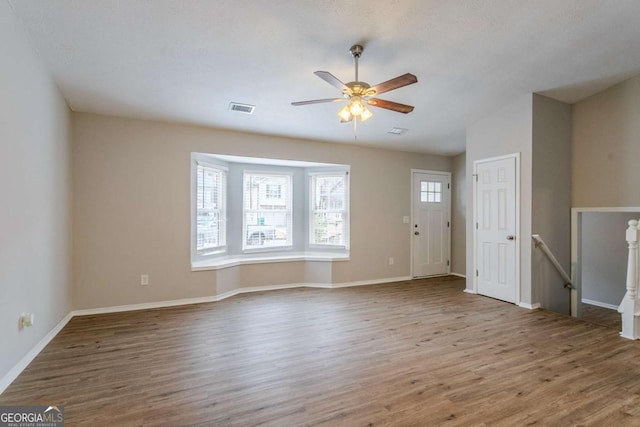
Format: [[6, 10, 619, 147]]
[[369, 73, 417, 95], [367, 98, 415, 114], [314, 71, 349, 92], [291, 98, 344, 106]]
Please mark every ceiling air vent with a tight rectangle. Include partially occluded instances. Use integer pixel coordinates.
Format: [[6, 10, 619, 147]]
[[228, 102, 255, 114], [387, 127, 408, 135]]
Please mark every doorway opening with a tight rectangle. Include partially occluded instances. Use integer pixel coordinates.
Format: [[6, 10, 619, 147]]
[[571, 208, 640, 328]]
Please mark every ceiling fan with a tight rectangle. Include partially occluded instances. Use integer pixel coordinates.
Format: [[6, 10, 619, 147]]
[[291, 44, 417, 123]]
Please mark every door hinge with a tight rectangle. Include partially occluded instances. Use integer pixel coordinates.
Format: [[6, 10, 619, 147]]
[[447, 260, 450, 267], [476, 222, 478, 229], [448, 183, 450, 189], [476, 269, 479, 277], [447, 221, 450, 228], [474, 174, 478, 182]]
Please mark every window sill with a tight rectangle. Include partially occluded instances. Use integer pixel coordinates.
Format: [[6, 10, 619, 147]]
[[191, 252, 350, 271]]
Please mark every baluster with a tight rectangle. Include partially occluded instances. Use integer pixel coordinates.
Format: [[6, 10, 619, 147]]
[[626, 220, 639, 300], [621, 219, 640, 339]]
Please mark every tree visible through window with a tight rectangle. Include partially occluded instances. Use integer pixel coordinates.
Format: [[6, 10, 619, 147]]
[[310, 173, 348, 247], [196, 164, 226, 255], [243, 173, 292, 250]]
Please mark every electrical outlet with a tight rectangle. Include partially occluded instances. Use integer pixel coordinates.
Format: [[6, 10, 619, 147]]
[[19, 313, 34, 329], [389, 257, 394, 265], [141, 274, 149, 286]]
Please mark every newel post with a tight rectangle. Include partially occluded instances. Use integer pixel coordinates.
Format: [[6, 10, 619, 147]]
[[620, 219, 640, 339]]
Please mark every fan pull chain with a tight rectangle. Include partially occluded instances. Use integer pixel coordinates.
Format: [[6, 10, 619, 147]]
[[353, 117, 357, 140]]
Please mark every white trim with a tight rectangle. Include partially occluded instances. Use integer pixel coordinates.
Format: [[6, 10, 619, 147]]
[[0, 312, 73, 394], [77, 276, 414, 314], [570, 207, 640, 317], [72, 296, 220, 316], [191, 252, 350, 271], [410, 169, 452, 278], [450, 272, 466, 278], [582, 299, 619, 311], [463, 289, 477, 294], [331, 276, 411, 288], [518, 302, 541, 310], [472, 153, 521, 304]]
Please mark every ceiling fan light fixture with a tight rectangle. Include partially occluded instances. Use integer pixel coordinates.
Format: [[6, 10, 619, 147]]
[[338, 105, 352, 121], [360, 106, 373, 121], [348, 97, 364, 116]]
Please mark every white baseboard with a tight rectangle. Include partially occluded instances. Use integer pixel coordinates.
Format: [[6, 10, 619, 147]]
[[77, 277, 413, 310], [582, 298, 618, 311], [72, 295, 221, 316], [518, 302, 541, 310], [0, 312, 73, 395], [450, 273, 467, 278], [463, 288, 477, 294], [331, 276, 411, 288]]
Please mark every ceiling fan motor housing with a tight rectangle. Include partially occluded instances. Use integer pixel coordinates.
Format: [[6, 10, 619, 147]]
[[349, 44, 363, 58]]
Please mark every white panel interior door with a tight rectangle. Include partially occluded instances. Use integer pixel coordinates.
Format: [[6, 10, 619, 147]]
[[475, 157, 517, 303], [412, 172, 450, 277]]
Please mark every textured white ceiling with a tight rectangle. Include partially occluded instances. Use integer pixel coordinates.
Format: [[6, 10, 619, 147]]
[[8, 0, 640, 155]]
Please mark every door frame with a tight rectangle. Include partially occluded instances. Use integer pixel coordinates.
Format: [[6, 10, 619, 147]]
[[472, 153, 521, 305], [410, 169, 452, 278]]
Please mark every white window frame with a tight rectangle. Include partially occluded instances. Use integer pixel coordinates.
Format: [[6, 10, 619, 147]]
[[191, 159, 228, 261], [309, 170, 350, 250], [242, 171, 294, 253]]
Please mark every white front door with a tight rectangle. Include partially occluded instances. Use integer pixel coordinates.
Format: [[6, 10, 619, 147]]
[[412, 171, 450, 277], [475, 156, 517, 303]]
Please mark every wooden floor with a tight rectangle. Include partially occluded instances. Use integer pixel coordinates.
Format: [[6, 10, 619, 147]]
[[581, 303, 622, 330], [3, 276, 640, 426]]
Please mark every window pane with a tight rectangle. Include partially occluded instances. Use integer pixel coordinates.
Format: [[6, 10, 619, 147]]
[[435, 182, 441, 192], [196, 165, 226, 255], [243, 173, 292, 250], [435, 193, 442, 203], [420, 191, 428, 202], [311, 173, 348, 246], [313, 212, 344, 245], [314, 175, 345, 210], [421, 181, 428, 192]]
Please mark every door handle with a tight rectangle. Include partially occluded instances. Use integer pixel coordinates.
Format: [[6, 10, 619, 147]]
[[414, 231, 420, 236], [506, 235, 515, 241]]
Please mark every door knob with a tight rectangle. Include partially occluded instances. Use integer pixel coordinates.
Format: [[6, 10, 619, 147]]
[[506, 235, 515, 241], [414, 231, 420, 236]]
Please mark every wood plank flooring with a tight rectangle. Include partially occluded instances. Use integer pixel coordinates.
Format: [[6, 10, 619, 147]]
[[581, 303, 622, 330], [2, 276, 640, 426]]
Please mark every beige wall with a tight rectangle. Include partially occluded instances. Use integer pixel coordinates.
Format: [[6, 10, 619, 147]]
[[465, 94, 534, 304], [573, 75, 640, 207], [451, 152, 466, 275], [0, 1, 72, 384], [531, 94, 572, 314], [72, 113, 451, 309], [465, 94, 572, 311], [581, 212, 638, 307]]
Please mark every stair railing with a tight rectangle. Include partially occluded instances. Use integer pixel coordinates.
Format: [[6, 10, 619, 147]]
[[531, 234, 574, 289]]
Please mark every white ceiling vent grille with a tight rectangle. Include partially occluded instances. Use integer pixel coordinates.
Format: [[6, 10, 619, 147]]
[[228, 102, 255, 114], [387, 127, 408, 135]]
